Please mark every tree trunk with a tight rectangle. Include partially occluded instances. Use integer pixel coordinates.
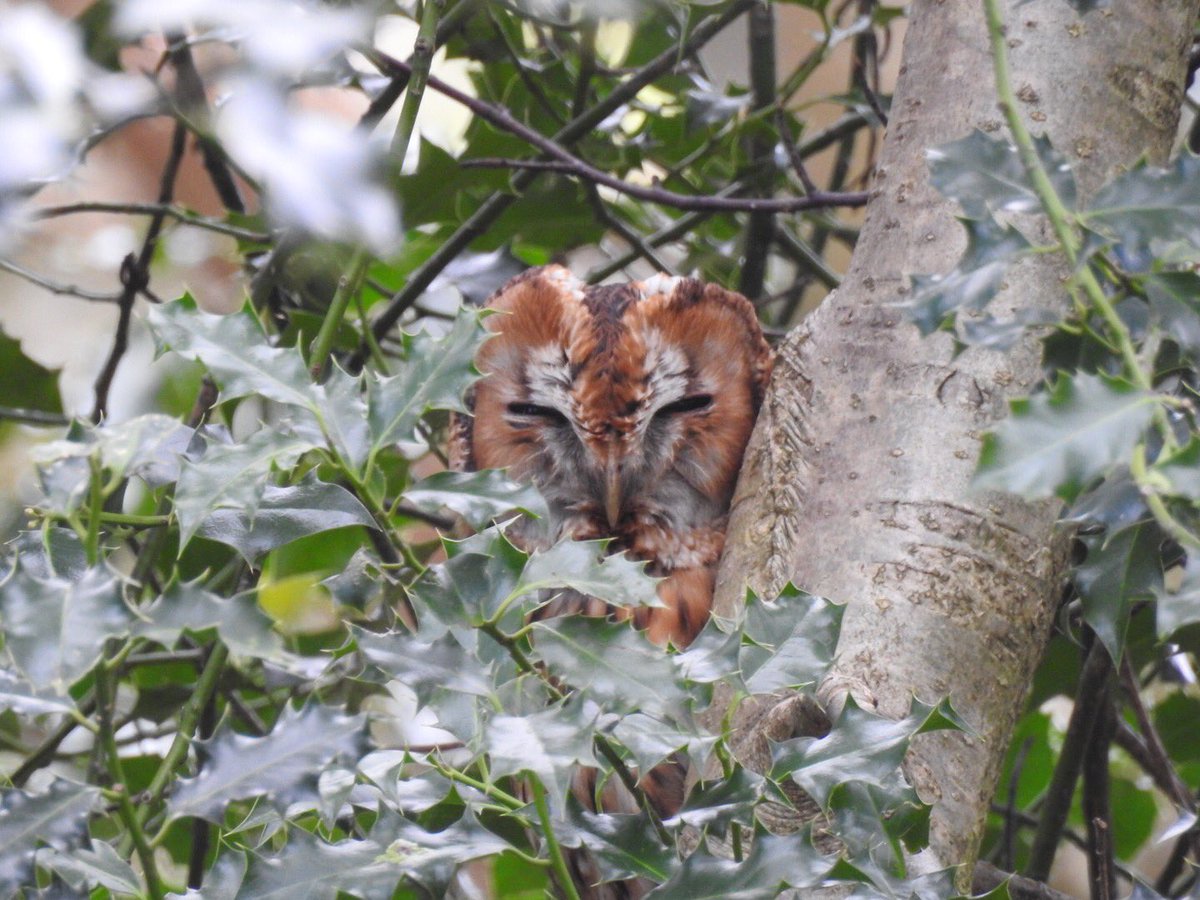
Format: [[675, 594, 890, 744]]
[[715, 0, 1198, 876]]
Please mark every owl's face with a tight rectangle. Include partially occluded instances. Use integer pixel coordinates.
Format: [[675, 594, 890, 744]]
[[458, 266, 771, 551]]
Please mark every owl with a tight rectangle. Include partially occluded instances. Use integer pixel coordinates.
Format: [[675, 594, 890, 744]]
[[450, 264, 772, 649], [449, 265, 771, 898]]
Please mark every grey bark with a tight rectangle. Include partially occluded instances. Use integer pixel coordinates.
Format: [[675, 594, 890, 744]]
[[715, 0, 1198, 877]]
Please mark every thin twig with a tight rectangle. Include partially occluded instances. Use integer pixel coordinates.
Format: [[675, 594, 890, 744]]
[[738, 2, 778, 300], [0, 259, 123, 303], [1025, 640, 1113, 882], [35, 202, 270, 243], [399, 62, 868, 214], [1082, 682, 1116, 900], [0, 405, 70, 426]]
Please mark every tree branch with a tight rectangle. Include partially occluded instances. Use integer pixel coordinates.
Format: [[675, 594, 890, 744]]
[[0, 259, 123, 303], [377, 56, 867, 215], [35, 202, 270, 243]]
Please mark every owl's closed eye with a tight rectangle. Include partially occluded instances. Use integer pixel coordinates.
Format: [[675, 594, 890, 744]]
[[450, 264, 771, 648]]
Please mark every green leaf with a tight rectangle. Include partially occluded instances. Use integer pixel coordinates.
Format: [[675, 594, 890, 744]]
[[974, 372, 1158, 501], [827, 780, 930, 874], [1143, 272, 1200, 358], [0, 329, 62, 417], [367, 310, 487, 451], [314, 363, 370, 474], [167, 704, 367, 823], [532, 617, 689, 719], [612, 712, 713, 777], [927, 130, 1075, 220], [0, 668, 79, 716], [1152, 436, 1200, 501], [1154, 557, 1200, 640], [771, 698, 959, 807], [485, 699, 601, 811], [42, 839, 142, 895], [517, 539, 662, 610], [741, 586, 843, 693], [354, 628, 496, 703], [1108, 777, 1157, 858], [402, 469, 548, 531], [560, 803, 679, 884], [1075, 522, 1162, 660], [174, 427, 319, 549], [0, 780, 101, 895], [235, 827, 400, 900], [195, 472, 375, 563], [148, 299, 318, 411], [0, 562, 131, 690], [409, 535, 527, 632], [134, 581, 287, 662], [1085, 154, 1200, 272], [665, 768, 764, 834], [644, 831, 833, 899], [372, 810, 511, 894], [905, 216, 1030, 335]]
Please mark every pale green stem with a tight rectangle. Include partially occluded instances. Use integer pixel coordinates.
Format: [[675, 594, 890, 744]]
[[981, 0, 1173, 448], [531, 778, 582, 900]]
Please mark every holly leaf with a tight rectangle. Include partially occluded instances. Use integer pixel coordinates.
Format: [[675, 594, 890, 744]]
[[0, 668, 79, 716], [1084, 154, 1200, 272], [771, 698, 960, 806], [532, 617, 688, 719], [1152, 436, 1200, 501], [354, 628, 496, 703], [148, 299, 317, 411], [313, 363, 370, 474], [560, 803, 680, 885], [196, 472, 374, 563], [366, 310, 487, 451], [665, 768, 765, 834], [644, 831, 833, 899], [905, 216, 1030, 334], [974, 372, 1158, 501], [1075, 522, 1162, 661], [741, 586, 843, 694], [42, 840, 142, 895], [516, 539, 662, 610], [371, 810, 511, 894], [174, 427, 318, 549], [134, 581, 286, 662], [167, 704, 367, 823], [235, 827, 400, 900], [484, 699, 601, 811], [0, 563, 130, 690], [1156, 557, 1200, 640], [1144, 272, 1200, 358], [402, 468, 548, 530], [927, 130, 1075, 219], [0, 780, 101, 895]]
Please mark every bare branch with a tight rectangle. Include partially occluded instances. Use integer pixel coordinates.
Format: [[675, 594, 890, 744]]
[[35, 202, 270, 243], [0, 259, 122, 303]]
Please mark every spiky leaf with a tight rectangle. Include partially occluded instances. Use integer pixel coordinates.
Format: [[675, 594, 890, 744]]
[[367, 311, 487, 450], [168, 704, 367, 823], [485, 699, 601, 810], [927, 130, 1075, 219], [0, 780, 100, 894], [402, 468, 548, 530], [974, 372, 1158, 500], [149, 300, 317, 411], [195, 472, 374, 563], [0, 563, 130, 690], [771, 698, 960, 806], [1085, 155, 1200, 271], [532, 617, 688, 718]]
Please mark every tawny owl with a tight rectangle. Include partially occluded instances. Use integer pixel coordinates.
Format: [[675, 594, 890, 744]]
[[450, 264, 772, 649], [449, 265, 771, 898]]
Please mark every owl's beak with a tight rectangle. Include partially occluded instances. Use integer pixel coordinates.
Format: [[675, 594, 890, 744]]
[[604, 459, 622, 529]]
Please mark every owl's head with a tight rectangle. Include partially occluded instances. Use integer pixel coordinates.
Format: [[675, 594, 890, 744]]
[[456, 265, 772, 538]]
